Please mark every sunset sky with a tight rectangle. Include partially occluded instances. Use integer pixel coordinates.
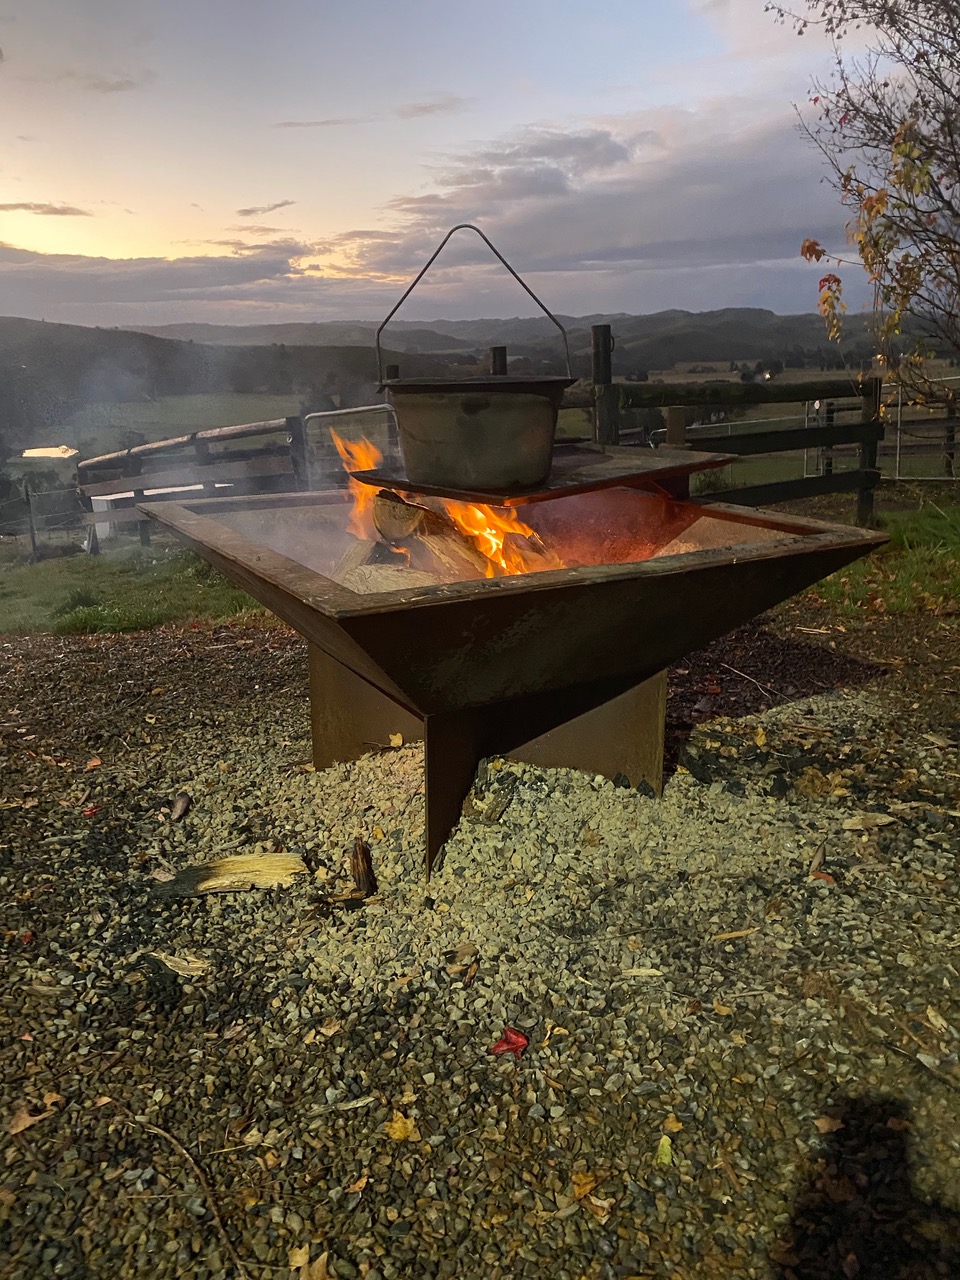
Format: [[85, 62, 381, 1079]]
[[0, 0, 866, 326]]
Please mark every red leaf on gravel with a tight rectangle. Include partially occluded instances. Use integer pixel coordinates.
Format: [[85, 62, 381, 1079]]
[[491, 1027, 529, 1060], [20, 932, 34, 946], [811, 870, 836, 884], [82, 806, 99, 818]]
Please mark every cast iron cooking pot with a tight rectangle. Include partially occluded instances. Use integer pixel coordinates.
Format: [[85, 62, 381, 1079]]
[[375, 224, 574, 491]]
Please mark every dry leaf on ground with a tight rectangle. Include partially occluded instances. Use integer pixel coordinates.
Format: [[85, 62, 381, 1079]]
[[663, 1114, 684, 1133], [303, 1254, 330, 1280], [814, 1115, 845, 1134], [7, 1103, 54, 1135], [288, 1244, 310, 1268], [571, 1171, 602, 1200], [170, 791, 192, 822], [345, 1172, 369, 1193], [713, 997, 733, 1016], [583, 1194, 616, 1222], [655, 1135, 673, 1166], [147, 951, 210, 977], [842, 813, 896, 831], [926, 1006, 951, 1034], [384, 1112, 420, 1142]]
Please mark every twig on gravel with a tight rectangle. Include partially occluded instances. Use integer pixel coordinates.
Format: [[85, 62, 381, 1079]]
[[883, 1042, 960, 1095], [119, 1108, 251, 1279], [718, 662, 781, 699]]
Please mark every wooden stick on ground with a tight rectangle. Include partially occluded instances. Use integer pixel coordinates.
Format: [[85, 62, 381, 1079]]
[[350, 836, 378, 898], [120, 1110, 251, 1280]]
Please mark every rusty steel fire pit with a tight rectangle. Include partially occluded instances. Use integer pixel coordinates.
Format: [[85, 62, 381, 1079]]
[[143, 441, 885, 875]]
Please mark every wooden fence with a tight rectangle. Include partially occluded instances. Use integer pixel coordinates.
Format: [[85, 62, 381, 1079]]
[[587, 324, 884, 525], [73, 406, 393, 550], [41, 332, 898, 550]]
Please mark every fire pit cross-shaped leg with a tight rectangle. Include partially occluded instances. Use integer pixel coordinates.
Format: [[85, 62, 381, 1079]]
[[308, 644, 666, 876]]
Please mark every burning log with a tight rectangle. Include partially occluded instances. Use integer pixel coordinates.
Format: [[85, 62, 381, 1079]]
[[333, 489, 491, 590], [332, 536, 379, 582], [373, 490, 444, 543]]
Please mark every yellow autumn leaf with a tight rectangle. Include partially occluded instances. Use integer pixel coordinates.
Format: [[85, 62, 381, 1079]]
[[655, 1135, 673, 1166], [663, 1114, 683, 1133], [583, 1194, 615, 1221], [288, 1245, 310, 1269], [713, 997, 733, 1016], [389, 733, 403, 748], [345, 1172, 369, 1194], [754, 726, 767, 747], [384, 1111, 420, 1142], [572, 1171, 602, 1200]]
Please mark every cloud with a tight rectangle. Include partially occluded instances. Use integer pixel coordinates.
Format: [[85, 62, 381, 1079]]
[[272, 92, 466, 129], [227, 223, 299, 235], [319, 102, 865, 318], [469, 128, 633, 175], [395, 93, 467, 119], [273, 116, 372, 129], [0, 202, 92, 216], [0, 93, 870, 324], [64, 70, 154, 93], [235, 199, 295, 217]]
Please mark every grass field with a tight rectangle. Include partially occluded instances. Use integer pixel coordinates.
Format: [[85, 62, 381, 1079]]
[[813, 500, 960, 616], [0, 537, 260, 634]]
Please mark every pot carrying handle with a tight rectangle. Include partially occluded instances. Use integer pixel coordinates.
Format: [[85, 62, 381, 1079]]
[[376, 223, 572, 383]]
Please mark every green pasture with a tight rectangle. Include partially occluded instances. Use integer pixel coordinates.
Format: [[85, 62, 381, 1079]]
[[0, 538, 260, 634]]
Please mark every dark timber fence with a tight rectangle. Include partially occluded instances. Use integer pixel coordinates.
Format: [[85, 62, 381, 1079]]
[[588, 323, 884, 526]]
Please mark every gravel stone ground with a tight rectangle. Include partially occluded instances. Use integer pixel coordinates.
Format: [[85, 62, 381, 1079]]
[[2, 615, 960, 1279]]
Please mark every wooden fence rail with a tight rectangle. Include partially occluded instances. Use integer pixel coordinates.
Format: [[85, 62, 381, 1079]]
[[588, 324, 883, 525]]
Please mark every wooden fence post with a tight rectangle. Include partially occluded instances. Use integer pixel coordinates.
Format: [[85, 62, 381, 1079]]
[[945, 392, 956, 477], [857, 377, 881, 527], [286, 416, 308, 490], [591, 324, 619, 445], [23, 481, 38, 560], [665, 407, 687, 449]]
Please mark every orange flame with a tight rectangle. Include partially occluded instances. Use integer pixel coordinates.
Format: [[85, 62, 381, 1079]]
[[331, 431, 564, 577], [330, 428, 381, 539], [438, 499, 559, 577]]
